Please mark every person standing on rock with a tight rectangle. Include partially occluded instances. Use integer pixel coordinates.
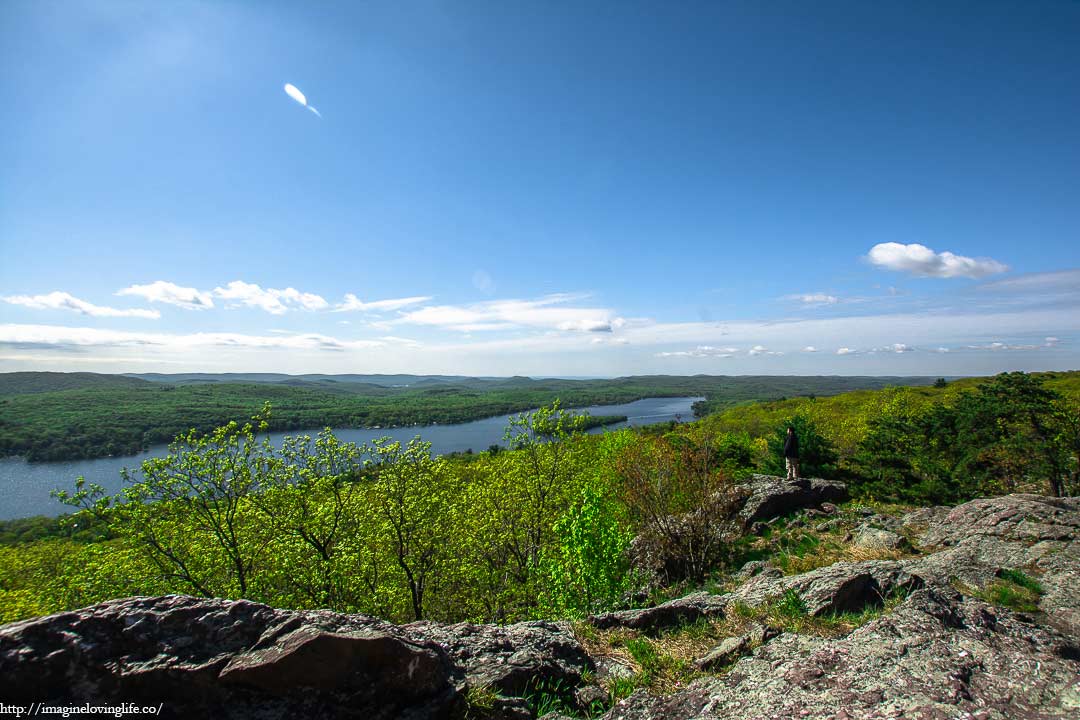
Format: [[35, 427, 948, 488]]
[[784, 426, 800, 480]]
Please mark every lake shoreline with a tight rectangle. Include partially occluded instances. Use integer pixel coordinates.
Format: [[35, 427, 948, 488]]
[[0, 397, 703, 520]]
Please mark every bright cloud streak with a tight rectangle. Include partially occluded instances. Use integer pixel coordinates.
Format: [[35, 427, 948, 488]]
[[213, 281, 329, 314], [2, 292, 159, 319], [396, 294, 622, 333], [0, 324, 384, 352], [117, 281, 214, 310], [284, 82, 321, 117], [656, 345, 738, 358], [867, 243, 1009, 279], [335, 294, 433, 313]]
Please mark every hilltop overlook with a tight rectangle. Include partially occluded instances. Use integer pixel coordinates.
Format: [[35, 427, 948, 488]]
[[1, 371, 1078, 717]]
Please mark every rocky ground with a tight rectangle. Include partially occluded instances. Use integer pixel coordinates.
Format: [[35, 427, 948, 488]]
[[2, 477, 1078, 719]]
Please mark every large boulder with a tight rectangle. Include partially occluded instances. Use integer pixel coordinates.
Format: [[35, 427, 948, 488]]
[[737, 475, 849, 528], [725, 560, 924, 617], [0, 598, 596, 719], [0, 595, 463, 719]]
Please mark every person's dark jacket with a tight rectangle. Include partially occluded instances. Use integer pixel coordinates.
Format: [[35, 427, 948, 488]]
[[783, 432, 799, 459]]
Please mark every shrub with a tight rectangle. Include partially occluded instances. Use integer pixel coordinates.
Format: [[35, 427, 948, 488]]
[[616, 435, 745, 583]]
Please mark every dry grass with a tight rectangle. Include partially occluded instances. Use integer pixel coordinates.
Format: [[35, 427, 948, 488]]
[[779, 542, 907, 575], [573, 612, 785, 699]]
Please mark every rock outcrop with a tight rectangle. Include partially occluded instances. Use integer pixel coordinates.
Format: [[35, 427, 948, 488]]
[[605, 586, 1080, 719], [0, 596, 592, 719], [737, 474, 849, 528], [604, 492, 1080, 719], [589, 591, 727, 633], [2, 491, 1078, 719]]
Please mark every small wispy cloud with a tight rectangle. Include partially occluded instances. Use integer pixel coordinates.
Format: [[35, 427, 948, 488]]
[[786, 293, 839, 305], [977, 269, 1080, 293], [872, 343, 915, 354], [964, 338, 1061, 352], [657, 345, 738, 358], [335, 294, 433, 313], [836, 347, 857, 355], [117, 281, 214, 310], [284, 83, 321, 117], [802, 346, 818, 353], [213, 281, 329, 314], [867, 242, 1008, 279], [3, 292, 159, 319]]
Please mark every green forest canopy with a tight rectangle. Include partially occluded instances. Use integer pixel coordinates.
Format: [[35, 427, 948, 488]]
[[0, 372, 936, 461], [0, 370, 1076, 626]]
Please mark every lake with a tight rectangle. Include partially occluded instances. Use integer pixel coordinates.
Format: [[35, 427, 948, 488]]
[[0, 396, 703, 520]]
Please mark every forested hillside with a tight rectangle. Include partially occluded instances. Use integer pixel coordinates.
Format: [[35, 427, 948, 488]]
[[1, 371, 1075, 627], [0, 372, 935, 461]]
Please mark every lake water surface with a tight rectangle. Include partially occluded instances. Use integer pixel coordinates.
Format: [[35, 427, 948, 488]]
[[0, 396, 702, 520]]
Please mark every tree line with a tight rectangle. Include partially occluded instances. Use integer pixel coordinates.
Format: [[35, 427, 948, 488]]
[[0, 371, 1075, 626]]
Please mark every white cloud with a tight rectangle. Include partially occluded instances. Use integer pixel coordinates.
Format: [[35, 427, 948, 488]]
[[335, 294, 433, 313], [657, 345, 738, 358], [0, 324, 381, 352], [3, 291, 159, 319], [213, 281, 329, 314], [876, 343, 914, 353], [787, 293, 839, 305], [867, 242, 1009, 279], [802, 346, 818, 353], [117, 281, 214, 310], [748, 344, 782, 357], [396, 293, 622, 334], [836, 347, 856, 355], [1046, 336, 1060, 346], [284, 83, 321, 117]]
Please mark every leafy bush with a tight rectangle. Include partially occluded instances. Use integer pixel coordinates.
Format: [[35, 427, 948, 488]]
[[538, 482, 635, 618], [616, 434, 745, 583]]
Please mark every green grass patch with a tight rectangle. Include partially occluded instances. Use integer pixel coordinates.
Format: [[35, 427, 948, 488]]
[[772, 589, 808, 619], [998, 568, 1043, 594], [954, 569, 1045, 614]]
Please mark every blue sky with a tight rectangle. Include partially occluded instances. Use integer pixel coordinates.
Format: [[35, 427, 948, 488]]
[[1, 0, 1078, 376]]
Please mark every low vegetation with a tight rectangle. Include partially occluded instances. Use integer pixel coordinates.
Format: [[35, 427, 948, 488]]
[[0, 371, 1075, 630], [961, 568, 1046, 613]]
